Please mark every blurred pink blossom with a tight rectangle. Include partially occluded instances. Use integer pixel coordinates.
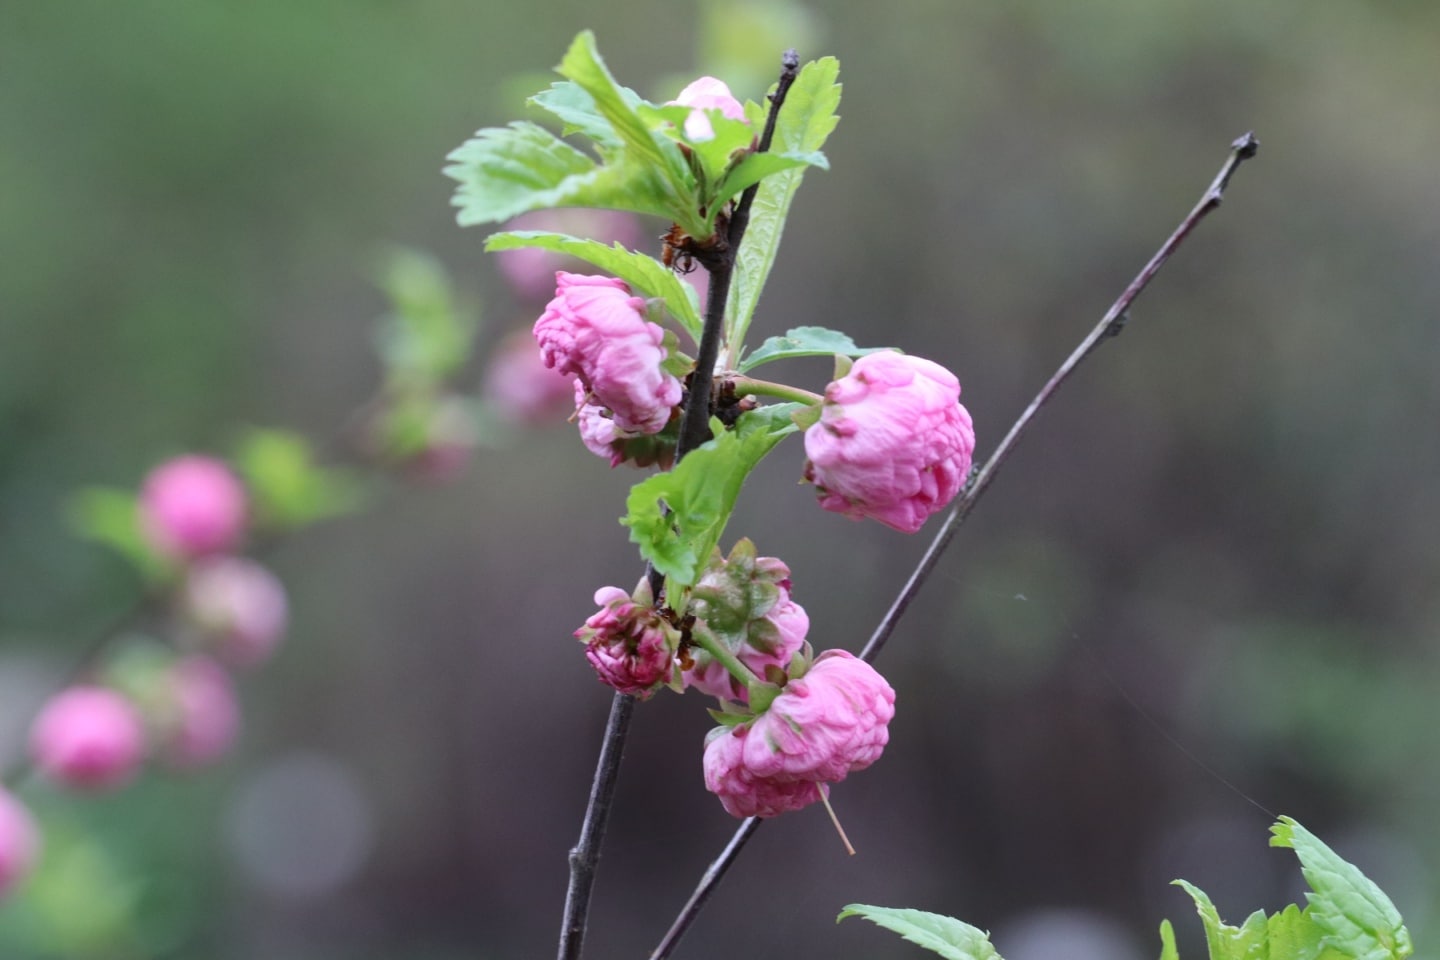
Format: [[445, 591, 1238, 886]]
[[534, 272, 683, 435], [484, 329, 577, 424], [183, 556, 288, 668], [139, 455, 248, 560], [30, 685, 146, 791], [0, 788, 38, 897], [804, 351, 975, 533], [162, 656, 241, 769], [702, 650, 895, 818]]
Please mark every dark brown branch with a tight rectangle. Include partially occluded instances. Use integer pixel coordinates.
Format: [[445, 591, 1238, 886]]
[[648, 131, 1260, 960]]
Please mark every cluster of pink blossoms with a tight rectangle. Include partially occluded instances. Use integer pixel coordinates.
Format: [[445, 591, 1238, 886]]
[[3, 454, 290, 896]]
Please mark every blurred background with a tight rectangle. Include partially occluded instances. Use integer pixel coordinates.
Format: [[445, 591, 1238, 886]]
[[3, 1, 1440, 958]]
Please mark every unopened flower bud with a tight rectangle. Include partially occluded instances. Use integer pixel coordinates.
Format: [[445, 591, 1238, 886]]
[[804, 351, 975, 533], [534, 272, 683, 437], [0, 788, 39, 897], [182, 557, 288, 668], [30, 685, 146, 791], [702, 650, 895, 818], [670, 77, 748, 143], [139, 455, 248, 560], [575, 583, 679, 699]]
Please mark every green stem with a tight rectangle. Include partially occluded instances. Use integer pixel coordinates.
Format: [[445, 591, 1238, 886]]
[[687, 627, 780, 710], [728, 376, 823, 406]]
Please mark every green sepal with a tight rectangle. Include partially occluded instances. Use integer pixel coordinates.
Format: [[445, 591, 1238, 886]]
[[706, 708, 752, 727], [739, 325, 890, 373], [620, 409, 798, 587], [836, 904, 1005, 960], [790, 402, 822, 431], [485, 230, 703, 343]]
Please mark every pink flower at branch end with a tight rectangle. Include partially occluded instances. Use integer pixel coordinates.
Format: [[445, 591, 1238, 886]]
[[670, 76, 747, 143], [30, 686, 147, 791], [182, 557, 289, 668], [576, 585, 679, 699], [162, 656, 241, 769], [702, 650, 896, 818], [139, 455, 248, 560], [803, 351, 976, 534], [0, 788, 39, 897], [534, 273, 684, 437]]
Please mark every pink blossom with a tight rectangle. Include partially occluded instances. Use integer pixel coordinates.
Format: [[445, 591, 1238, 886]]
[[534, 273, 684, 436], [575, 381, 677, 469], [182, 557, 288, 668], [804, 351, 975, 533], [702, 650, 895, 818], [495, 210, 645, 301], [139, 455, 248, 560], [670, 77, 747, 142], [575, 585, 677, 699], [162, 656, 241, 769], [484, 329, 576, 424], [0, 788, 39, 897], [30, 686, 146, 791]]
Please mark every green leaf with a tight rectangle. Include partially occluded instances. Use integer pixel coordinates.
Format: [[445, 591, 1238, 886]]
[[714, 149, 827, 211], [65, 487, 167, 581], [445, 121, 600, 226], [528, 80, 624, 147], [727, 56, 841, 353], [555, 31, 704, 236], [620, 408, 798, 587], [376, 249, 476, 386], [1173, 880, 1272, 960], [1159, 920, 1180, 960], [234, 429, 367, 530], [1270, 818, 1413, 960], [837, 904, 1005, 960], [739, 325, 891, 372], [485, 231, 703, 342]]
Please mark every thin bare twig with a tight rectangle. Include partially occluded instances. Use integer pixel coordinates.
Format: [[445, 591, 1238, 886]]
[[648, 131, 1260, 960]]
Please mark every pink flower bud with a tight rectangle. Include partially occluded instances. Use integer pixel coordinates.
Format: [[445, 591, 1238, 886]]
[[0, 788, 39, 897], [803, 351, 976, 533], [30, 686, 146, 791], [162, 656, 241, 769], [139, 455, 248, 560], [670, 77, 747, 142], [703, 650, 895, 818], [575, 381, 678, 469], [686, 597, 808, 702], [484, 330, 577, 425], [495, 210, 645, 301], [183, 557, 288, 668], [534, 273, 684, 436], [575, 585, 679, 699]]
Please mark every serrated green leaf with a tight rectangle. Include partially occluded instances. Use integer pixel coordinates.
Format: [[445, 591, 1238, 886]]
[[556, 31, 704, 236], [739, 325, 891, 372], [1174, 880, 1272, 960], [727, 56, 841, 357], [376, 249, 476, 386], [714, 149, 827, 211], [234, 429, 367, 530], [620, 408, 798, 586], [528, 81, 624, 147], [65, 487, 167, 581], [445, 122, 599, 226], [1270, 818, 1412, 960], [837, 904, 1005, 960], [486, 230, 702, 342]]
